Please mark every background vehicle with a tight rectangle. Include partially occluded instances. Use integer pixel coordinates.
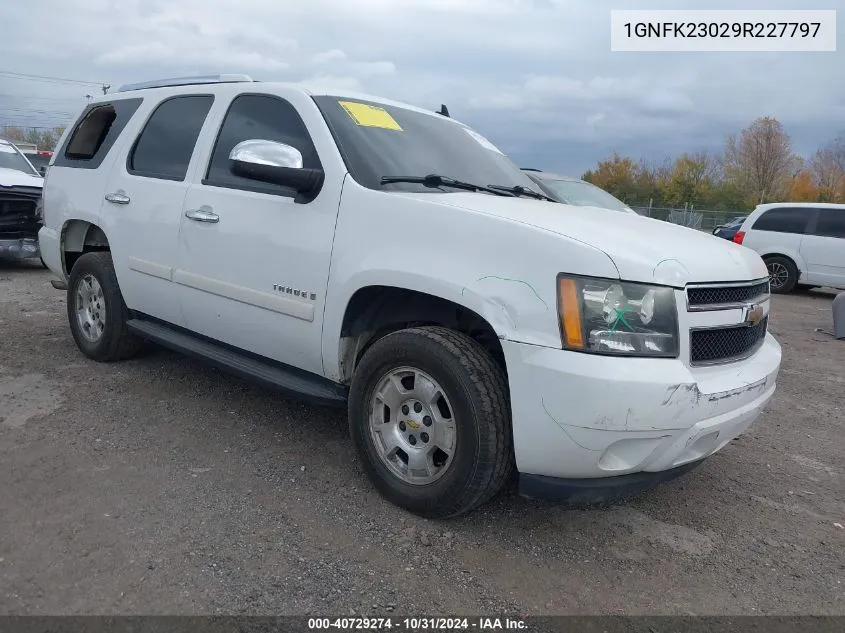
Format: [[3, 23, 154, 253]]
[[23, 151, 53, 176], [0, 137, 44, 262], [712, 215, 747, 240], [521, 168, 637, 214], [734, 202, 845, 293], [39, 75, 780, 519]]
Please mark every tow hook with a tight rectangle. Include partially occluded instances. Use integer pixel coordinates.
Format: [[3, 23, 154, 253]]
[[50, 279, 67, 290]]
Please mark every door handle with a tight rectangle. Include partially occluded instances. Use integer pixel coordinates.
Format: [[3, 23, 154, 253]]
[[104, 192, 130, 205], [185, 206, 219, 223]]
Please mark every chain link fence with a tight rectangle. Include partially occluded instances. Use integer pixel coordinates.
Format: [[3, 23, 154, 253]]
[[630, 206, 747, 232]]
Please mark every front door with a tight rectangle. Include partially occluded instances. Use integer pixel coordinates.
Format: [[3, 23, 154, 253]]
[[101, 94, 215, 327], [173, 89, 344, 376]]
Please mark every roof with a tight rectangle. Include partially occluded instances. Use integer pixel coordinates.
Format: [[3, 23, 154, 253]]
[[101, 74, 461, 126], [755, 201, 845, 210]]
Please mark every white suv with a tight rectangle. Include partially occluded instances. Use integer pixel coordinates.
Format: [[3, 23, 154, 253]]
[[39, 75, 782, 518], [733, 202, 845, 293]]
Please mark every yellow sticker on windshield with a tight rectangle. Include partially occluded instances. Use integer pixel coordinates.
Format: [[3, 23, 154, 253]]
[[339, 101, 403, 131]]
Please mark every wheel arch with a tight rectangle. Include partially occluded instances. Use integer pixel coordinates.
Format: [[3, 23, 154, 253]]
[[335, 284, 508, 385], [759, 249, 806, 280], [61, 219, 111, 276]]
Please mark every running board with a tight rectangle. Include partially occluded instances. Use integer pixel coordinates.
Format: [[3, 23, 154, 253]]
[[126, 319, 348, 407]]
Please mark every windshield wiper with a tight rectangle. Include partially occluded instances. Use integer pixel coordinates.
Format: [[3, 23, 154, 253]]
[[487, 184, 556, 202], [380, 174, 516, 197]]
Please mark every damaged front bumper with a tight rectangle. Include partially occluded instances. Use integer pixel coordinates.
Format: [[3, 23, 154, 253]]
[[502, 333, 781, 499], [0, 236, 40, 260]]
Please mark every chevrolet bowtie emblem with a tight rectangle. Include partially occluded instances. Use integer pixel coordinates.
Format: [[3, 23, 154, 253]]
[[744, 304, 764, 326]]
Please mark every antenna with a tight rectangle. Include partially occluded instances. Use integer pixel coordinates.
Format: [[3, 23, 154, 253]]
[[436, 104, 450, 118]]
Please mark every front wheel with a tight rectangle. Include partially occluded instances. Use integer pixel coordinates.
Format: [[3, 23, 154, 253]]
[[66, 251, 144, 361], [348, 326, 513, 518]]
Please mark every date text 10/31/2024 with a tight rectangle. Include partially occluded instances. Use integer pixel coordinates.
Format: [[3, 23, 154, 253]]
[[307, 617, 528, 630]]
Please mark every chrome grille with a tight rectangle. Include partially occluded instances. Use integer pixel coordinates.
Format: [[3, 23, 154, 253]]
[[687, 280, 770, 308], [690, 316, 768, 365], [685, 279, 770, 365]]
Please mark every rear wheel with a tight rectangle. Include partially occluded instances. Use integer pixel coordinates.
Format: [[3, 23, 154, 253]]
[[765, 255, 798, 294], [348, 326, 513, 518], [67, 252, 144, 361]]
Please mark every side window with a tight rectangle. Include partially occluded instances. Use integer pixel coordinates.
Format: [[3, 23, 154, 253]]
[[128, 95, 214, 181], [813, 209, 845, 238], [54, 98, 143, 169], [204, 94, 321, 196], [751, 207, 814, 234]]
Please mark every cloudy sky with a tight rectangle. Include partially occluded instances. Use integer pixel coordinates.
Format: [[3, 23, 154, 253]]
[[1, 0, 843, 176]]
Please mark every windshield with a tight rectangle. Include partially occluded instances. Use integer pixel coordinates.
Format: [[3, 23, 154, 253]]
[[0, 142, 40, 176], [313, 96, 539, 194], [537, 178, 632, 212]]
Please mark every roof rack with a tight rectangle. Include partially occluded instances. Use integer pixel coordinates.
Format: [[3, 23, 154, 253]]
[[117, 74, 255, 93]]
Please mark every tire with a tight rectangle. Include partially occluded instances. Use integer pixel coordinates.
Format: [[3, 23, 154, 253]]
[[765, 255, 798, 294], [66, 251, 144, 362], [348, 326, 514, 519]]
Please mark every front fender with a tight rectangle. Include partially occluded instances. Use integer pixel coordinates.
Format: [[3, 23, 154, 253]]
[[320, 180, 619, 380]]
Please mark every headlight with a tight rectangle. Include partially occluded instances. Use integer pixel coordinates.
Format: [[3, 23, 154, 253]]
[[557, 275, 679, 357]]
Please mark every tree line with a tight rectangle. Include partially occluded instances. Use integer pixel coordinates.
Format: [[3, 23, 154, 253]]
[[1, 125, 67, 152], [581, 117, 845, 212]]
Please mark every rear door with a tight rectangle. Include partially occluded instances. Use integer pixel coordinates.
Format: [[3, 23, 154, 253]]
[[99, 93, 215, 327], [800, 207, 845, 288]]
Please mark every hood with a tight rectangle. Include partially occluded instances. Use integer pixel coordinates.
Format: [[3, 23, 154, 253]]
[[0, 167, 44, 189], [398, 192, 767, 286]]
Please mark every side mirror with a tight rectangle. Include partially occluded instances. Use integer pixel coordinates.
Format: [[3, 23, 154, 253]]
[[38, 166, 47, 176], [229, 139, 323, 202]]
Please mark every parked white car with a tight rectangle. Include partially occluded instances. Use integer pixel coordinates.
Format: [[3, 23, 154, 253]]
[[39, 75, 782, 518], [0, 137, 44, 262], [733, 202, 845, 293]]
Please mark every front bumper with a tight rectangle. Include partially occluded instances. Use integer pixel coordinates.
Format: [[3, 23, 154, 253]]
[[519, 459, 704, 503], [0, 237, 40, 260], [37, 226, 62, 277], [502, 333, 781, 484]]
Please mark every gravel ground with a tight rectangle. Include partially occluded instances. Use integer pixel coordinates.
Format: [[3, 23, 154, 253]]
[[1, 260, 843, 616]]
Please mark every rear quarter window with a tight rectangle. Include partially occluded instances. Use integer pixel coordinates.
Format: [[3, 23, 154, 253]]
[[813, 208, 845, 239], [751, 207, 815, 234], [127, 94, 214, 181], [54, 98, 143, 170]]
